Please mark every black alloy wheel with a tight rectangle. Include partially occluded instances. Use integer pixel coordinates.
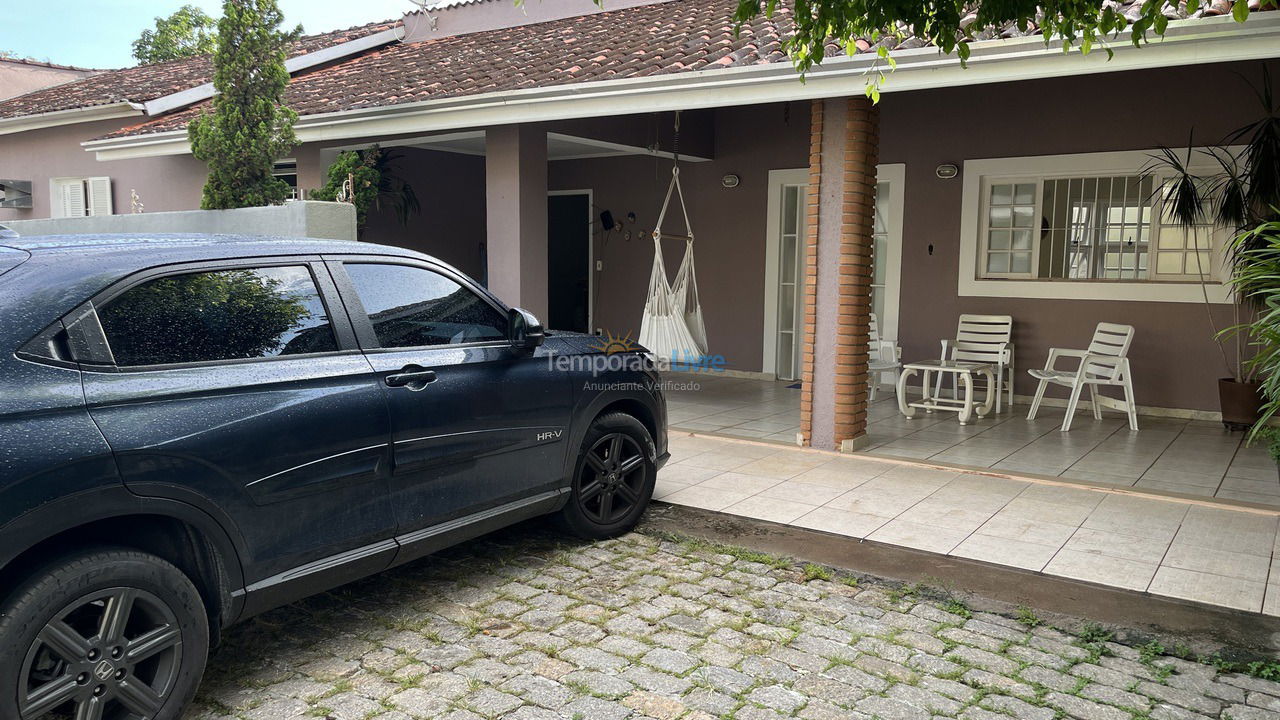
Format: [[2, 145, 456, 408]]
[[578, 432, 648, 525], [560, 412, 657, 539], [0, 550, 207, 720], [19, 587, 183, 720]]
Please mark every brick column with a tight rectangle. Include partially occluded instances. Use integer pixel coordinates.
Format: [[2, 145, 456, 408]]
[[799, 97, 879, 451]]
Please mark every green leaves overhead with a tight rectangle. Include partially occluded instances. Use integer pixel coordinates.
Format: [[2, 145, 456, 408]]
[[728, 0, 1262, 82]]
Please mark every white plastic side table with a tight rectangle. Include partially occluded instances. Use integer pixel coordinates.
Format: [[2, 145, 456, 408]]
[[896, 359, 996, 425]]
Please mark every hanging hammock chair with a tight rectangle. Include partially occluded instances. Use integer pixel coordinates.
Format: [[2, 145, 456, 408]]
[[639, 114, 708, 360]]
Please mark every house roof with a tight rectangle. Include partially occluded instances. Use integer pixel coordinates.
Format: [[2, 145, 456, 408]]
[[98, 0, 1275, 141], [98, 0, 804, 139], [0, 20, 397, 122], [0, 56, 102, 73], [5, 0, 1275, 141]]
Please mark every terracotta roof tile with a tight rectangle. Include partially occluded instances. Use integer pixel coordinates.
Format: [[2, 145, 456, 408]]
[[78, 0, 793, 139], [0, 19, 396, 121]]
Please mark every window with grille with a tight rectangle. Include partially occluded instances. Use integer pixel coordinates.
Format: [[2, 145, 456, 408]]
[[977, 172, 1222, 283]]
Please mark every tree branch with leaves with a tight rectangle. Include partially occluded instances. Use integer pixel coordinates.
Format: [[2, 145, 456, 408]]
[[730, 0, 1269, 97], [132, 5, 218, 65]]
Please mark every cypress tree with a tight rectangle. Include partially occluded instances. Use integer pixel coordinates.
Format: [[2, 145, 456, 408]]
[[189, 0, 300, 209]]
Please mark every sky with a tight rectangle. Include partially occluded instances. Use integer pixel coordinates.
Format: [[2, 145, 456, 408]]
[[0, 0, 415, 69]]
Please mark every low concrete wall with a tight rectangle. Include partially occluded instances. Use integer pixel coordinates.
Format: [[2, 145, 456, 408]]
[[2, 201, 356, 241]]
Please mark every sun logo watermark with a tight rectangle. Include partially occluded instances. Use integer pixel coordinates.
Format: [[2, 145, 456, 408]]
[[591, 330, 638, 355]]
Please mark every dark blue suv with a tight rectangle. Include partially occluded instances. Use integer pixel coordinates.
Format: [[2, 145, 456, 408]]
[[0, 234, 667, 720]]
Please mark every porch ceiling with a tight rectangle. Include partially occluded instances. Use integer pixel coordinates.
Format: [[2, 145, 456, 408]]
[[322, 130, 712, 162]]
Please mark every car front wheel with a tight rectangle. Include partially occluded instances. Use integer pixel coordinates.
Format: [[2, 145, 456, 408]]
[[560, 412, 657, 539], [0, 549, 209, 720]]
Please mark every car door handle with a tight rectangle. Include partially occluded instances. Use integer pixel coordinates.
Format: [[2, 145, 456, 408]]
[[385, 367, 437, 390]]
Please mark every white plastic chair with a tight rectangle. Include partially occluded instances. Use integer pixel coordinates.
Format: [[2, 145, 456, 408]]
[[938, 314, 1014, 413], [868, 313, 901, 402], [1027, 322, 1137, 432]]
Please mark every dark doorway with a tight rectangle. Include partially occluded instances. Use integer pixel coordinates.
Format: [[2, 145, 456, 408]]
[[547, 192, 591, 333]]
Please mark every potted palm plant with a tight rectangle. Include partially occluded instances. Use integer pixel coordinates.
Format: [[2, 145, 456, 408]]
[[1228, 219, 1280, 459], [1148, 67, 1280, 428]]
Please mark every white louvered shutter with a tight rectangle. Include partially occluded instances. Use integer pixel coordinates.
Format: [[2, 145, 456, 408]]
[[56, 179, 87, 218], [86, 177, 113, 216]]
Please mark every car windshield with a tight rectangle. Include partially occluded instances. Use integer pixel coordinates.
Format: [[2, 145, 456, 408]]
[[0, 246, 29, 277]]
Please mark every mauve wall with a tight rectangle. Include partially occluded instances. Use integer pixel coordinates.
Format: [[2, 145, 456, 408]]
[[354, 147, 488, 278], [878, 60, 1269, 412], [0, 118, 207, 222], [550, 101, 810, 371]]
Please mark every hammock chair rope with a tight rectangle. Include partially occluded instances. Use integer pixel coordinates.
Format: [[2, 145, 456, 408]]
[[639, 112, 708, 360]]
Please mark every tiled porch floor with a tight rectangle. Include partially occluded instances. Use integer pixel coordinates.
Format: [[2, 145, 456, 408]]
[[657, 432, 1280, 614], [666, 374, 1280, 506]]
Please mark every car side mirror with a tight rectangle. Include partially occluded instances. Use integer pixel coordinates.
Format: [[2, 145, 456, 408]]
[[509, 308, 545, 351]]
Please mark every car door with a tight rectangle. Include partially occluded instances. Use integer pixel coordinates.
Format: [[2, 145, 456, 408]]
[[77, 258, 396, 594], [326, 257, 573, 546]]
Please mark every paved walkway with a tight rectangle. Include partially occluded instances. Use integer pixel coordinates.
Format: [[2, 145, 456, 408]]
[[658, 433, 1280, 615], [184, 529, 1280, 720], [664, 375, 1279, 505]]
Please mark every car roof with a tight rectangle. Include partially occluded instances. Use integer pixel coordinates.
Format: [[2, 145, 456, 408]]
[[1, 233, 378, 258]]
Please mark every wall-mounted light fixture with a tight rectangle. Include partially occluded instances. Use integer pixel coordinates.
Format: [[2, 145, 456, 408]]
[[721, 174, 741, 188], [935, 164, 959, 180]]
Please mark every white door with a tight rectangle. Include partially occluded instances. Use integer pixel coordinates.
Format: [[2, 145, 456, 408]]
[[764, 164, 904, 380], [763, 170, 808, 380], [872, 164, 905, 342]]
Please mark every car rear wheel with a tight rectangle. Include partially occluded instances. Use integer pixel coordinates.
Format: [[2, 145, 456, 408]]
[[560, 413, 657, 539], [0, 549, 209, 720]]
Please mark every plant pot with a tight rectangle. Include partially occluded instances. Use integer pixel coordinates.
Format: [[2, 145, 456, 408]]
[[1219, 378, 1263, 430]]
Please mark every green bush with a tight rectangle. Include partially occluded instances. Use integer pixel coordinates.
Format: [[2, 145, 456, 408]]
[[311, 145, 419, 235], [311, 150, 381, 229]]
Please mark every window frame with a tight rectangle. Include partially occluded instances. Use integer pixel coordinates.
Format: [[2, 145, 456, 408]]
[[323, 256, 513, 354], [68, 256, 360, 372], [273, 159, 299, 200], [49, 176, 112, 218], [958, 149, 1238, 304], [977, 176, 1042, 279]]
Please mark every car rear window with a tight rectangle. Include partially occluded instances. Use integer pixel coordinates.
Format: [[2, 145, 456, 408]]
[[0, 246, 29, 277], [97, 265, 338, 366]]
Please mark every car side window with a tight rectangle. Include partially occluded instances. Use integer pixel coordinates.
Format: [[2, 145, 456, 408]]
[[344, 263, 509, 348], [97, 265, 338, 366]]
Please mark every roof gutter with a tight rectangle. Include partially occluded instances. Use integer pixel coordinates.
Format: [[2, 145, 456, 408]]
[[142, 26, 404, 116], [83, 13, 1280, 161], [0, 102, 144, 137]]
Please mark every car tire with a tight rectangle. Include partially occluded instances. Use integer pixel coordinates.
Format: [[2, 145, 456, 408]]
[[560, 412, 658, 539], [0, 548, 209, 720]]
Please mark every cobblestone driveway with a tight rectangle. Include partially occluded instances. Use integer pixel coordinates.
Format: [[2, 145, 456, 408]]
[[186, 527, 1280, 720]]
